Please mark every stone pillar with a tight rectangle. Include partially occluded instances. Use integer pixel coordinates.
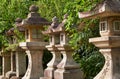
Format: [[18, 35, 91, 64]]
[[41, 46, 61, 79], [5, 52, 16, 79], [16, 47, 26, 78], [0, 56, 2, 75], [0, 53, 11, 78], [20, 42, 47, 79], [89, 36, 120, 79], [54, 46, 83, 79], [11, 52, 16, 72]]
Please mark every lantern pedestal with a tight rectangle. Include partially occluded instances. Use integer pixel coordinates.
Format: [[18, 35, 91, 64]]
[[89, 36, 120, 79], [41, 45, 61, 79], [5, 52, 16, 79], [20, 42, 48, 79], [54, 45, 83, 79], [0, 52, 11, 79], [16, 47, 26, 78]]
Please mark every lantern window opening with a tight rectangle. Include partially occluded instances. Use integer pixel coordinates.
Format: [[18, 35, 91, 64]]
[[50, 36, 52, 43], [60, 34, 64, 42], [55, 34, 60, 45], [32, 29, 41, 39], [26, 30, 29, 39], [113, 21, 120, 31], [100, 21, 108, 32]]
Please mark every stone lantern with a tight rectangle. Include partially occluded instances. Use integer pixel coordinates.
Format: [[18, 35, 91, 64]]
[[21, 5, 49, 42], [41, 16, 61, 79], [79, 0, 120, 36], [78, 0, 120, 79], [52, 14, 83, 79], [4, 28, 16, 79], [19, 5, 50, 79]]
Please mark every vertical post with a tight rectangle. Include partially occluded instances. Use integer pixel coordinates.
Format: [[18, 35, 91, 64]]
[[16, 47, 26, 78], [2, 53, 11, 76], [11, 52, 16, 72], [5, 51, 16, 79], [0, 56, 2, 75]]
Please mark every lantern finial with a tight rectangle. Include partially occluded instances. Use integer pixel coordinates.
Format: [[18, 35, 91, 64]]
[[29, 5, 39, 12]]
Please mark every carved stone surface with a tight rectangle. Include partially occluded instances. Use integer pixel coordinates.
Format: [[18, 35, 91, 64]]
[[5, 52, 16, 79], [54, 45, 83, 79], [2, 53, 11, 76], [22, 5, 50, 27], [41, 46, 61, 79], [78, 0, 120, 79], [22, 50, 43, 79], [20, 42, 47, 79], [19, 4, 49, 79], [15, 48, 26, 78], [90, 36, 120, 79], [5, 71, 16, 79], [41, 16, 61, 79], [43, 14, 83, 79], [78, 0, 120, 19], [0, 57, 2, 75]]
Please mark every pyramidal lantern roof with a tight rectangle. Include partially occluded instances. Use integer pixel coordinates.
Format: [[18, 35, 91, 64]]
[[15, 18, 25, 32], [43, 14, 68, 34], [22, 5, 50, 27], [42, 16, 60, 34], [78, 0, 120, 19], [53, 14, 68, 32]]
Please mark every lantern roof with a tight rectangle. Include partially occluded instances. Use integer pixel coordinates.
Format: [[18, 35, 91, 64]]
[[6, 28, 15, 36], [42, 16, 60, 34], [15, 18, 22, 27], [53, 14, 68, 32], [15, 18, 25, 32], [43, 14, 68, 35], [22, 5, 50, 27], [78, 0, 120, 19]]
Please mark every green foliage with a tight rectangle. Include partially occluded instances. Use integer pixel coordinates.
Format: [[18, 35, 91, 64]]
[[36, 0, 72, 21], [0, 0, 36, 46]]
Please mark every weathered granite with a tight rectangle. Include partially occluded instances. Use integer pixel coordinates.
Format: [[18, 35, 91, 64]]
[[15, 47, 26, 78], [41, 16, 61, 79], [90, 36, 120, 79], [20, 42, 48, 79], [78, 0, 120, 79], [19, 4, 49, 79]]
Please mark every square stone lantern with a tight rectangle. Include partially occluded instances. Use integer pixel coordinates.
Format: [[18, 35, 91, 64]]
[[41, 16, 61, 79], [78, 0, 120, 36], [51, 14, 83, 79], [19, 5, 50, 79], [43, 16, 60, 46], [21, 5, 50, 42], [78, 0, 120, 79]]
